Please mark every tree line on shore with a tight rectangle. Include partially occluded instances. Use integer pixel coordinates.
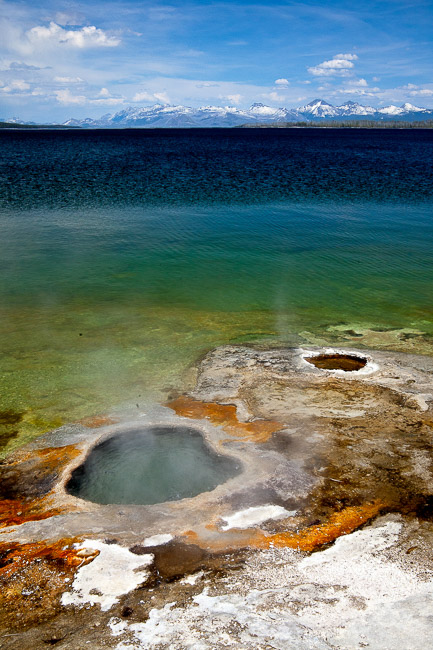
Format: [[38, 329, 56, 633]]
[[240, 120, 433, 129]]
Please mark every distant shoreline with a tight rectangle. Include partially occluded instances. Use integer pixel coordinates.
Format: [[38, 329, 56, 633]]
[[0, 122, 80, 130], [238, 120, 433, 129], [2, 120, 433, 130]]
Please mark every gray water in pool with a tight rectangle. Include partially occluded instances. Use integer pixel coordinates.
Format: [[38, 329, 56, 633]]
[[66, 426, 240, 505]]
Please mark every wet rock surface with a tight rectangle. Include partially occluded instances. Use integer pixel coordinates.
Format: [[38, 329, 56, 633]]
[[1, 344, 433, 648], [180, 345, 433, 526]]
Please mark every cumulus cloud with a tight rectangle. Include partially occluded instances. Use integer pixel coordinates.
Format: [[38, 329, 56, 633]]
[[308, 53, 358, 77], [54, 88, 124, 105], [26, 22, 120, 50], [274, 78, 289, 87], [132, 90, 170, 104], [54, 89, 87, 104], [409, 88, 433, 96], [1, 79, 30, 93], [132, 91, 153, 102], [335, 53, 358, 61], [347, 78, 368, 87]]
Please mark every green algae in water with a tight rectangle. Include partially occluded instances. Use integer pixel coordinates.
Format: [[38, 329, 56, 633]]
[[1, 200, 433, 456], [66, 426, 240, 505]]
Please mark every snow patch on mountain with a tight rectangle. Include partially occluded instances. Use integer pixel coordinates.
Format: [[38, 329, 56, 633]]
[[297, 99, 339, 118], [378, 105, 405, 115]]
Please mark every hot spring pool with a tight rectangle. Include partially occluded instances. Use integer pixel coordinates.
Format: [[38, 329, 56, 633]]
[[66, 425, 240, 505]]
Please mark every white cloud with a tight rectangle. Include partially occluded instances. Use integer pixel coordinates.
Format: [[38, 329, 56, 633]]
[[347, 78, 368, 87], [219, 93, 242, 104], [196, 82, 220, 88], [54, 89, 86, 104], [409, 88, 433, 96], [322, 80, 433, 106], [128, 77, 319, 111], [54, 88, 124, 105], [334, 53, 358, 61], [54, 76, 83, 83], [11, 79, 30, 90], [1, 78, 30, 92], [91, 97, 125, 105], [132, 90, 170, 104], [275, 78, 289, 87], [132, 91, 154, 102], [308, 53, 358, 77], [261, 91, 285, 103], [26, 22, 120, 50], [154, 92, 170, 104], [341, 88, 379, 96], [333, 78, 380, 97]]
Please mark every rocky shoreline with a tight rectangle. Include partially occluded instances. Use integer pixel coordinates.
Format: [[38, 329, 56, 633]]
[[1, 344, 433, 648]]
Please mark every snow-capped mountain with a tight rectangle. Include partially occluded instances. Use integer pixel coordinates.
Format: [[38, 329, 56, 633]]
[[63, 102, 301, 128], [296, 99, 432, 121], [334, 101, 377, 117], [25, 99, 433, 128], [1, 116, 37, 125], [297, 99, 341, 118], [377, 102, 429, 116]]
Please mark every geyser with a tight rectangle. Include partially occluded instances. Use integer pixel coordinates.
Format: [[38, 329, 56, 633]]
[[66, 425, 240, 505], [305, 353, 367, 372]]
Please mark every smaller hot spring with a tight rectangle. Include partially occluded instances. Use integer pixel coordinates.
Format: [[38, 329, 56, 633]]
[[305, 353, 367, 372], [66, 426, 240, 506]]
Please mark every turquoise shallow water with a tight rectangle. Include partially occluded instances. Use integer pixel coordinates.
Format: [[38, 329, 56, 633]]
[[67, 425, 240, 505], [1, 128, 432, 452]]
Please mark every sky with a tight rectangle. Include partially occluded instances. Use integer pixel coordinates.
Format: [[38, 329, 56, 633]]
[[0, 0, 432, 122]]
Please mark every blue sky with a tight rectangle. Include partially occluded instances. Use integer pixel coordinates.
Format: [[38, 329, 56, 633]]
[[1, 0, 432, 121]]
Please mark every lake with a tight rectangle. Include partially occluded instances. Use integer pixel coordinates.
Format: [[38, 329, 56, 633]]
[[1, 127, 432, 451]]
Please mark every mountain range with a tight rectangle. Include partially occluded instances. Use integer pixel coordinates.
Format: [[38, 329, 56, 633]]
[[6, 99, 433, 128]]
